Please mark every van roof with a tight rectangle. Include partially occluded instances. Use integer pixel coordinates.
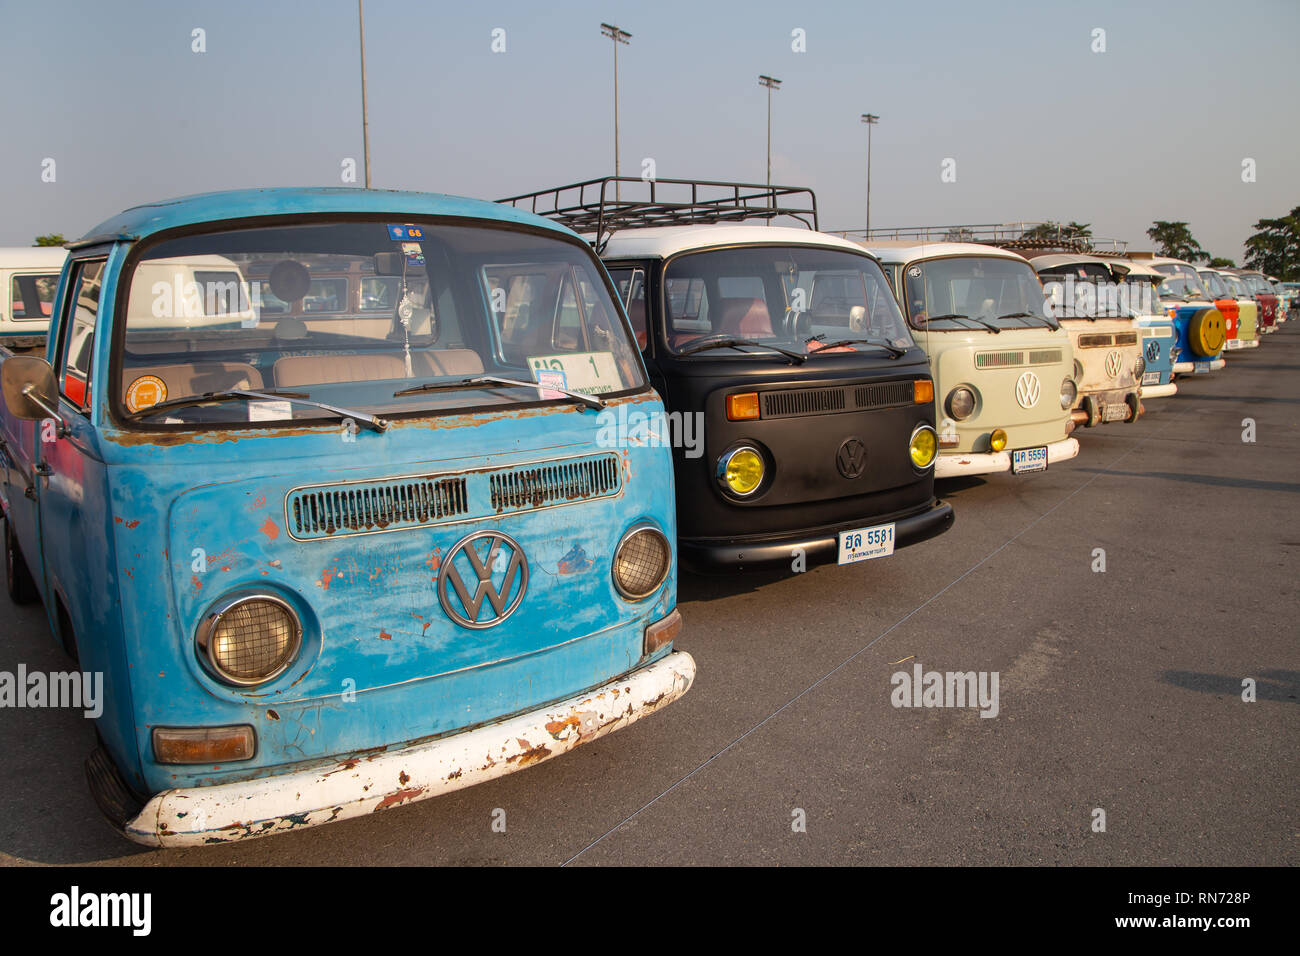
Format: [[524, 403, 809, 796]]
[[73, 187, 578, 249], [857, 241, 1031, 265], [0, 247, 69, 268], [599, 225, 873, 261]]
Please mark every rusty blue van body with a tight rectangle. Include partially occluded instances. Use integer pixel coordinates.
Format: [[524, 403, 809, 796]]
[[0, 188, 692, 846]]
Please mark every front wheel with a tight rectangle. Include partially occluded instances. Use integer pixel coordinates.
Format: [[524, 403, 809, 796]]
[[3, 513, 40, 605]]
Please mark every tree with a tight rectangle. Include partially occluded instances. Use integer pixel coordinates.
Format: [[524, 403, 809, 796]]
[[33, 233, 66, 247], [1019, 221, 1091, 249], [1146, 221, 1207, 263], [1242, 207, 1300, 280], [1207, 256, 1236, 268]]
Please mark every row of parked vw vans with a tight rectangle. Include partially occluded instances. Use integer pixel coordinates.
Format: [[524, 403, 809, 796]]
[[0, 248, 66, 350]]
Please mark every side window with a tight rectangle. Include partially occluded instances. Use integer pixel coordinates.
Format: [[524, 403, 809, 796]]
[[608, 268, 647, 350], [59, 260, 106, 412], [11, 274, 60, 319]]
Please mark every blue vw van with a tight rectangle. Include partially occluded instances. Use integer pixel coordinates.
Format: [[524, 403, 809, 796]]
[[0, 188, 693, 846]]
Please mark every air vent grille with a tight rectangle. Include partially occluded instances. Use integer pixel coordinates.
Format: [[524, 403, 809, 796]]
[[289, 478, 468, 539]]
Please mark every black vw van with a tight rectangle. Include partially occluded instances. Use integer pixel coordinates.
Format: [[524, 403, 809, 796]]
[[498, 178, 953, 572]]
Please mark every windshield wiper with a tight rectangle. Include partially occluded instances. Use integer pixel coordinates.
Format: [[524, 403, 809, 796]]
[[808, 337, 907, 358], [393, 375, 605, 409], [126, 388, 390, 432], [926, 312, 1001, 334], [675, 335, 807, 364]]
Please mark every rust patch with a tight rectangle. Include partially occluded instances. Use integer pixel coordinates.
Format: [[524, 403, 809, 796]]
[[447, 768, 463, 780], [249, 494, 267, 511], [375, 787, 425, 811], [545, 715, 581, 740], [266, 709, 280, 721], [191, 575, 202, 592], [320, 566, 337, 590], [378, 630, 392, 641], [506, 742, 552, 767], [399, 770, 410, 785], [260, 517, 280, 541]]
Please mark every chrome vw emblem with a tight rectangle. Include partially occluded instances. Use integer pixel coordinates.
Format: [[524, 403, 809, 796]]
[[437, 531, 529, 629], [1144, 339, 1160, 362], [836, 437, 867, 479], [1105, 349, 1123, 378], [1014, 371, 1041, 409]]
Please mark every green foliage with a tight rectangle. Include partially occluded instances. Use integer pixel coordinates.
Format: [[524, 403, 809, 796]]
[[1146, 221, 1207, 263], [1243, 207, 1300, 280], [32, 233, 66, 247]]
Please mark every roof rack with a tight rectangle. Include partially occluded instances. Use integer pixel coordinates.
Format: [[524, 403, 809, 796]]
[[497, 177, 818, 249], [830, 222, 1128, 255]]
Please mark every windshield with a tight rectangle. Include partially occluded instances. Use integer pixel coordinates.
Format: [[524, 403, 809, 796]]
[[1198, 271, 1228, 297], [902, 256, 1057, 330], [1243, 274, 1273, 295], [1153, 263, 1209, 299], [118, 220, 645, 425], [660, 246, 913, 356]]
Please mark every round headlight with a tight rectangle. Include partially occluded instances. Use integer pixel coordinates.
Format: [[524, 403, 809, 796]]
[[946, 386, 976, 421], [909, 424, 937, 469], [989, 428, 1008, 453], [613, 524, 671, 600], [196, 592, 302, 686], [717, 446, 765, 497], [1060, 377, 1077, 409], [1134, 355, 1146, 380], [1073, 359, 1084, 382]]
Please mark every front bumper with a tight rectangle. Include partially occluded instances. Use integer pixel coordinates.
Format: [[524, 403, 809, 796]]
[[123, 649, 696, 847], [935, 436, 1079, 479], [679, 498, 953, 572], [1173, 358, 1226, 374]]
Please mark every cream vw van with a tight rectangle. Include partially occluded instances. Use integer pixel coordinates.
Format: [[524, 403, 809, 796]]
[[1, 247, 67, 350], [863, 242, 1078, 478], [1026, 253, 1145, 426]]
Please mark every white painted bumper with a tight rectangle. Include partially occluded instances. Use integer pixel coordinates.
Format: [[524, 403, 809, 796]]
[[936, 436, 1079, 479], [1210, 358, 1226, 370], [1173, 358, 1225, 374], [124, 650, 696, 847], [1140, 382, 1177, 399]]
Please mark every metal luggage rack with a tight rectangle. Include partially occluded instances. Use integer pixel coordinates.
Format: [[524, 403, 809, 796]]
[[497, 177, 819, 249], [830, 222, 1128, 255]]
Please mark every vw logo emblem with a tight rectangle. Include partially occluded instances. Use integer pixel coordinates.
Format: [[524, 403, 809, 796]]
[[438, 531, 529, 629], [1105, 349, 1123, 378], [837, 437, 867, 479], [1014, 371, 1041, 409], [1144, 339, 1160, 362]]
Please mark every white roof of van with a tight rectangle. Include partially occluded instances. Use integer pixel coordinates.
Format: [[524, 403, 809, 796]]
[[855, 241, 1030, 265], [0, 248, 68, 269], [598, 225, 872, 261]]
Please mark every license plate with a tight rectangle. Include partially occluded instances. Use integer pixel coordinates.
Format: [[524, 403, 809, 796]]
[[1011, 446, 1048, 474], [1104, 402, 1130, 421], [1142, 371, 1161, 385], [1193, 363, 1210, 373], [837, 523, 896, 565]]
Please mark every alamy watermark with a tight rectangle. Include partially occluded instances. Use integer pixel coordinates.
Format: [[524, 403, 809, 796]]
[[0, 665, 102, 718], [594, 404, 704, 458], [890, 662, 999, 718]]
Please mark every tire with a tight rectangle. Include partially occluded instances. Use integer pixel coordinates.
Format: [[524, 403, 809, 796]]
[[3, 513, 40, 605]]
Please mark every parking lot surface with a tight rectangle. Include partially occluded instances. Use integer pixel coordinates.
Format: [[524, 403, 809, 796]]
[[1, 325, 1295, 866]]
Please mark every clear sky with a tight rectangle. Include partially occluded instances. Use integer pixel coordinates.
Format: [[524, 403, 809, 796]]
[[2, 0, 1296, 261]]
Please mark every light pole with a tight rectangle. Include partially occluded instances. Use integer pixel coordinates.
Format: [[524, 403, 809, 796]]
[[601, 23, 632, 200], [358, 0, 371, 188], [861, 113, 878, 235], [759, 75, 782, 187]]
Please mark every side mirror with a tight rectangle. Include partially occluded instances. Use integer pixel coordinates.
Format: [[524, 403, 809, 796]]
[[2, 355, 63, 424]]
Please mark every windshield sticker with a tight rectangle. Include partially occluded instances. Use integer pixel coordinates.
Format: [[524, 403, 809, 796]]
[[908, 266, 922, 278], [534, 367, 568, 400], [125, 375, 167, 413], [248, 399, 292, 422], [387, 224, 425, 241], [400, 241, 425, 265], [528, 352, 619, 395]]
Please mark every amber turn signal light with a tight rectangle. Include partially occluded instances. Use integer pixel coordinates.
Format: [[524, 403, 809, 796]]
[[153, 725, 256, 765], [644, 609, 683, 657], [913, 380, 935, 405], [726, 392, 761, 421]]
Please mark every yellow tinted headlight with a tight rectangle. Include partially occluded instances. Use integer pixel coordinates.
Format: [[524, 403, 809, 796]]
[[719, 447, 764, 496], [909, 425, 937, 468], [989, 428, 1008, 453]]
